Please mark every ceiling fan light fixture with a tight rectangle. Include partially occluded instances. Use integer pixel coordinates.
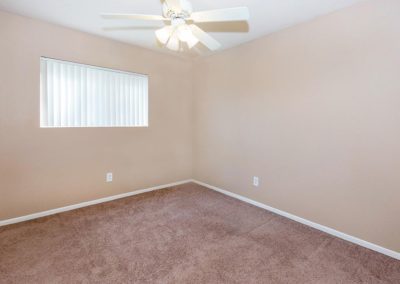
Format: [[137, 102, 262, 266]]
[[156, 26, 173, 45], [176, 24, 193, 42], [166, 32, 180, 51], [102, 0, 250, 52], [186, 35, 199, 49]]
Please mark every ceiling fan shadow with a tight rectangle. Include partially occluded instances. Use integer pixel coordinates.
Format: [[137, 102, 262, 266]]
[[195, 21, 249, 33]]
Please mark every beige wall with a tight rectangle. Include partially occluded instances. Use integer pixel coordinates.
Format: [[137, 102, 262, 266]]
[[193, 0, 400, 252], [0, 11, 193, 220]]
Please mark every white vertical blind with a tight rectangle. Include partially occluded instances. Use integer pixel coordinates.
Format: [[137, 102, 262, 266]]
[[40, 57, 148, 128]]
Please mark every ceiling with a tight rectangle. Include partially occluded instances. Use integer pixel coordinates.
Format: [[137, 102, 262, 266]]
[[0, 0, 365, 56]]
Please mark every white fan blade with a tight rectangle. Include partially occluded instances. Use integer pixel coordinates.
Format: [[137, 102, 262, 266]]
[[189, 25, 221, 51], [101, 13, 168, 21], [165, 0, 182, 12], [190, 7, 250, 23]]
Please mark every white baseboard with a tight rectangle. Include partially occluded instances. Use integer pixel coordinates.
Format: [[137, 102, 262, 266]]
[[192, 180, 400, 261], [0, 180, 192, 227]]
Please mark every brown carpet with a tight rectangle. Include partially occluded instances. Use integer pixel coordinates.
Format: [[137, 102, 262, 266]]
[[0, 183, 399, 283]]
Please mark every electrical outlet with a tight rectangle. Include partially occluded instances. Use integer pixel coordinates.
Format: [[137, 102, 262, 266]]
[[106, 172, 113, 183], [253, 176, 259, 187]]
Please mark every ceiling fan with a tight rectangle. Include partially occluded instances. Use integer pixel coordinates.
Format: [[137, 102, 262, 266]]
[[101, 0, 250, 52]]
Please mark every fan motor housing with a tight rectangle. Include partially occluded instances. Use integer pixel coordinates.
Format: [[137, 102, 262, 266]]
[[163, 0, 192, 19]]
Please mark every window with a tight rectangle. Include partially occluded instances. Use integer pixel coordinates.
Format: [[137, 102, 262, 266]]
[[40, 57, 148, 128]]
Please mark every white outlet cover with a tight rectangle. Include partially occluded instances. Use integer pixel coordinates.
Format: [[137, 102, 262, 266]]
[[253, 177, 259, 187], [106, 173, 113, 182]]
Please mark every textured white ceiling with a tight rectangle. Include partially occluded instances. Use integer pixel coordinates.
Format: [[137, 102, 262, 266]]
[[0, 0, 365, 55]]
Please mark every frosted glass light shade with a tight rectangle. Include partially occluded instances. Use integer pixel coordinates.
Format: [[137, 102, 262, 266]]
[[156, 23, 199, 51], [177, 24, 192, 42], [187, 35, 199, 49], [177, 24, 199, 49], [156, 26, 173, 44], [166, 33, 180, 51]]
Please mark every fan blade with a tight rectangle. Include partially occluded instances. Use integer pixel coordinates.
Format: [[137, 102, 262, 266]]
[[190, 7, 250, 23], [101, 13, 168, 21], [189, 25, 221, 51], [164, 0, 182, 12], [103, 26, 161, 31]]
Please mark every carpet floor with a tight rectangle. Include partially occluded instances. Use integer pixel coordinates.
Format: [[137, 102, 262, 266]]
[[0, 183, 399, 283]]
